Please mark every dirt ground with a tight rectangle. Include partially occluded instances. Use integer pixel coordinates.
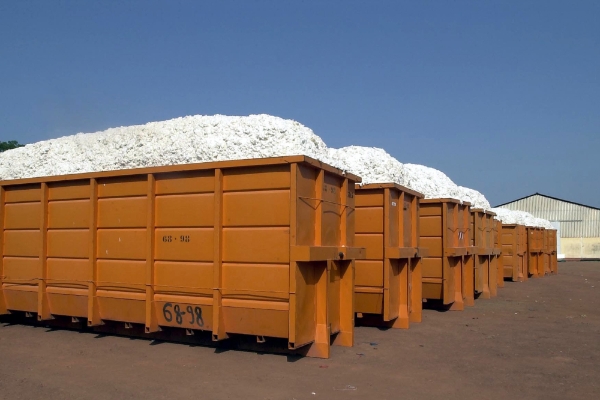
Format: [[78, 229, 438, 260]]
[[0, 261, 598, 400]]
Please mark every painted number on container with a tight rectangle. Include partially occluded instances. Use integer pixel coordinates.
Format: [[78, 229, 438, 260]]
[[162, 235, 191, 243], [162, 303, 204, 327]]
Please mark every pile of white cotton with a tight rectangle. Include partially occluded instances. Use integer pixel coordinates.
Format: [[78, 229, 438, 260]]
[[327, 146, 490, 208], [0, 114, 331, 180], [490, 208, 555, 229], [327, 146, 406, 186]]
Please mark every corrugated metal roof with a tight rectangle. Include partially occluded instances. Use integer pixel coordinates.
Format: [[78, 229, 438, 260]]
[[499, 194, 600, 238]]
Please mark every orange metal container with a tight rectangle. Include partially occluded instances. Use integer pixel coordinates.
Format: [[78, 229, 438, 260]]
[[419, 199, 471, 310], [548, 229, 558, 274], [354, 183, 425, 328], [500, 224, 527, 282], [527, 227, 545, 278], [467, 209, 497, 302], [542, 229, 551, 275], [0, 156, 365, 358], [492, 218, 504, 288]]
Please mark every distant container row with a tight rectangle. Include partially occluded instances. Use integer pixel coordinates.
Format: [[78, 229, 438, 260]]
[[0, 156, 557, 358]]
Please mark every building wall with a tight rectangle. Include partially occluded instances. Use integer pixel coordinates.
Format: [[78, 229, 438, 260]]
[[500, 195, 600, 238], [500, 194, 600, 260], [561, 238, 600, 259]]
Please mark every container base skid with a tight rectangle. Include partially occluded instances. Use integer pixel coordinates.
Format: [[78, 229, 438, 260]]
[[0, 156, 366, 359]]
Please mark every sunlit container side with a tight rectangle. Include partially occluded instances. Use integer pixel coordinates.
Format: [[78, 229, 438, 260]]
[[419, 199, 471, 311], [0, 155, 366, 359], [354, 183, 426, 329]]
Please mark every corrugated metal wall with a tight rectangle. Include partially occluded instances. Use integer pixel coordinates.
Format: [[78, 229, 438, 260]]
[[500, 195, 600, 238]]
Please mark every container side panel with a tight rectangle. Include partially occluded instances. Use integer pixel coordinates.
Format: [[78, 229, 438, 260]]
[[154, 228, 213, 262], [355, 234, 384, 260], [422, 282, 443, 299], [419, 202, 442, 216], [4, 185, 41, 203], [97, 259, 145, 291], [355, 190, 384, 207], [355, 207, 383, 234], [47, 230, 90, 258], [420, 216, 443, 237], [222, 263, 289, 300], [4, 203, 41, 230], [402, 195, 413, 248], [4, 231, 41, 257], [389, 190, 400, 247], [296, 165, 317, 247], [321, 173, 342, 247], [3, 257, 40, 283], [223, 165, 290, 192], [155, 170, 214, 195], [355, 260, 384, 287], [155, 194, 214, 227], [48, 200, 90, 229], [422, 258, 443, 279], [97, 175, 147, 198], [420, 237, 443, 257], [223, 190, 290, 227], [222, 306, 289, 338], [222, 227, 290, 263], [48, 180, 90, 201], [47, 258, 89, 287], [154, 261, 213, 296], [98, 197, 147, 228], [97, 229, 147, 260]]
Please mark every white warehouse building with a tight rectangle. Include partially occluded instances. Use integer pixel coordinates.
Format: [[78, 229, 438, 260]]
[[496, 193, 600, 260]]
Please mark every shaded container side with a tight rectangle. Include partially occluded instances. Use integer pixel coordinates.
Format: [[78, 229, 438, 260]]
[[548, 229, 558, 274], [419, 199, 471, 310], [492, 219, 504, 288], [467, 209, 497, 302], [0, 155, 366, 359], [354, 183, 425, 329], [527, 227, 545, 278], [501, 224, 527, 282]]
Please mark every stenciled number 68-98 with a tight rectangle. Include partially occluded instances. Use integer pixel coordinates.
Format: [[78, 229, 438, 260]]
[[162, 302, 204, 327]]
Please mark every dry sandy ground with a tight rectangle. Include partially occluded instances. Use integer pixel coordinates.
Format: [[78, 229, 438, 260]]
[[0, 261, 598, 400]]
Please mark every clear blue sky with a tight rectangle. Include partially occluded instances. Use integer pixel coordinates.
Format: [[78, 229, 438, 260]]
[[1, 0, 598, 207]]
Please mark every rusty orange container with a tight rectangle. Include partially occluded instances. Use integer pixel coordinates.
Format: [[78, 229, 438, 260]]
[[467, 209, 497, 302], [527, 227, 545, 278], [419, 199, 471, 310], [354, 183, 425, 329], [0, 156, 366, 359], [548, 229, 558, 274], [492, 218, 503, 288], [500, 224, 527, 282]]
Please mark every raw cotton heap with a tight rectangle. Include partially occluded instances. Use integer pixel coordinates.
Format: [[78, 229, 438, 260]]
[[327, 146, 491, 209], [327, 146, 554, 228], [327, 146, 406, 187], [0, 114, 331, 181], [490, 208, 555, 229], [457, 186, 491, 210]]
